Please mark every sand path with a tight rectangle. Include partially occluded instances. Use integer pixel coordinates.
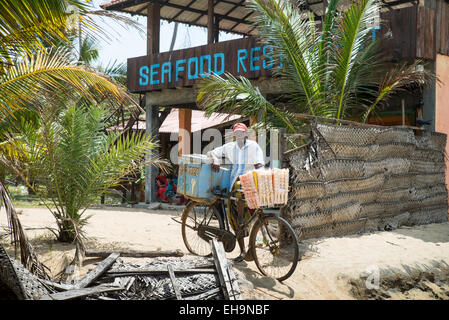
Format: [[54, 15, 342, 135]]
[[1, 206, 448, 299]]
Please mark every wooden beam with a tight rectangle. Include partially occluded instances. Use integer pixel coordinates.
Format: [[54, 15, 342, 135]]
[[292, 112, 425, 130], [74, 253, 120, 289], [85, 249, 184, 258], [229, 11, 253, 32], [171, 0, 195, 20]]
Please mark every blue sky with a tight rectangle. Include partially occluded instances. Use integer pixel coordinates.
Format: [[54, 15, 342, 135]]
[[91, 0, 241, 67]]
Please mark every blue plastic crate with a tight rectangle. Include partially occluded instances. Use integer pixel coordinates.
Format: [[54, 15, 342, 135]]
[[177, 154, 231, 200]]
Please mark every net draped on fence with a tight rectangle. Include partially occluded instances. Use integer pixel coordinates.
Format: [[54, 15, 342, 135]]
[[283, 123, 448, 240]]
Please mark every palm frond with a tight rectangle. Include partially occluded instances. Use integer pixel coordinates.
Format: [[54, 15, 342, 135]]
[[197, 72, 298, 132], [362, 60, 436, 122], [332, 0, 381, 119], [0, 0, 88, 67], [0, 48, 135, 117]]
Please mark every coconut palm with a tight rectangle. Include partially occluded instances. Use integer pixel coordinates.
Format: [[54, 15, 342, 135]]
[[197, 0, 434, 132]]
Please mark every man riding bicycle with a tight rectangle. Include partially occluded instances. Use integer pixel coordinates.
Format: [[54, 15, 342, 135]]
[[207, 122, 265, 262]]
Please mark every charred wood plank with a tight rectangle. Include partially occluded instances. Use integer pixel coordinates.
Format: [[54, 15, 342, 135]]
[[210, 239, 241, 300], [184, 287, 221, 300], [167, 265, 183, 300], [85, 249, 183, 258], [105, 268, 216, 277], [39, 284, 124, 300], [74, 253, 120, 289]]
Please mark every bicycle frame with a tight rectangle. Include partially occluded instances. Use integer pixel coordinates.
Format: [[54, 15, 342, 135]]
[[213, 194, 265, 239]]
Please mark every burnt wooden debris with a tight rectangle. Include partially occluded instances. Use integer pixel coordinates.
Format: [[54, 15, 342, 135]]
[[85, 249, 184, 258], [210, 239, 242, 300], [39, 284, 124, 300], [0, 241, 241, 300], [167, 264, 183, 300], [74, 253, 120, 289]]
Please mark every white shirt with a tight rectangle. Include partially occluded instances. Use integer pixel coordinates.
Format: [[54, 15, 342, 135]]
[[208, 139, 265, 186]]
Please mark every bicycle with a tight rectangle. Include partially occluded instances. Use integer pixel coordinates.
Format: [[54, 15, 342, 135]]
[[180, 187, 300, 281]]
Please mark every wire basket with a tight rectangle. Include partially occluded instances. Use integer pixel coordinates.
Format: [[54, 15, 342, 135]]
[[324, 172, 384, 195], [383, 173, 415, 189], [332, 218, 367, 237], [410, 159, 445, 173], [299, 223, 334, 240], [378, 187, 413, 202], [291, 210, 332, 229], [316, 123, 379, 144], [320, 159, 365, 180], [375, 127, 416, 144], [330, 201, 362, 224], [412, 148, 445, 162], [411, 184, 448, 199], [414, 172, 446, 186], [408, 205, 448, 225], [415, 131, 447, 151], [363, 158, 411, 176], [293, 182, 325, 200]]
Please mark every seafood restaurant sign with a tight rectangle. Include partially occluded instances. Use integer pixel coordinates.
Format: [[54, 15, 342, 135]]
[[127, 37, 275, 92]]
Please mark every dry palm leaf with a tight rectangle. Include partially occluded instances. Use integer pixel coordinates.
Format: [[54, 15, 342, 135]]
[[0, 181, 50, 280]]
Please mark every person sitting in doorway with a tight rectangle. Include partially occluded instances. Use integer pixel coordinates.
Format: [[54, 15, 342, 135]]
[[155, 172, 168, 202], [164, 174, 177, 204]]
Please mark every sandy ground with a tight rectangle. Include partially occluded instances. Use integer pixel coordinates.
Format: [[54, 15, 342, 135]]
[[1, 206, 449, 300]]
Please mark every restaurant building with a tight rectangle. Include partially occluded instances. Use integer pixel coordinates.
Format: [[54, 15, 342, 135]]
[[100, 0, 449, 203]]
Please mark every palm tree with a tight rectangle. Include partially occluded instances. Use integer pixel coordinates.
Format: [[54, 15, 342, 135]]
[[0, 104, 158, 244], [197, 0, 434, 132], [0, 0, 153, 263]]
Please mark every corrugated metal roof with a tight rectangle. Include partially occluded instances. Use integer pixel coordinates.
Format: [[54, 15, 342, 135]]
[[108, 109, 241, 133], [101, 0, 416, 37], [159, 108, 241, 133], [100, 0, 258, 36]]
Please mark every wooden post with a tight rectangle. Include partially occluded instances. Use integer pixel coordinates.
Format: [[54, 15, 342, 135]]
[[178, 108, 192, 156], [145, 3, 160, 203], [208, 0, 214, 44], [145, 98, 159, 203], [214, 16, 220, 43], [147, 3, 160, 54]]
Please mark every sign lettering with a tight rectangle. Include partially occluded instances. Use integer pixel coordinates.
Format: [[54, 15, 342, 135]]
[[127, 37, 276, 92]]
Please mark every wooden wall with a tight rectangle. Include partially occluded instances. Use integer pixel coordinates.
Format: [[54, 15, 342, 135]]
[[435, 0, 449, 56], [380, 2, 449, 61]]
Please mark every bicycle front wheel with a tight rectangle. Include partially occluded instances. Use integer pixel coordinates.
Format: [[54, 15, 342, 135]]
[[249, 214, 299, 281], [181, 201, 224, 256]]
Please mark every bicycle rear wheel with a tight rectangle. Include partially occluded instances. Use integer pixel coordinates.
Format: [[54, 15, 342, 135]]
[[249, 214, 299, 281], [181, 201, 224, 256]]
